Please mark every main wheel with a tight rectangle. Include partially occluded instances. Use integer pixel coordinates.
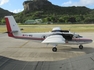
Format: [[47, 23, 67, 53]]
[[79, 45, 83, 49], [52, 47, 57, 52]]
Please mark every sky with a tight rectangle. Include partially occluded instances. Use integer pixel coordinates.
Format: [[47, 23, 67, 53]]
[[0, 0, 94, 13]]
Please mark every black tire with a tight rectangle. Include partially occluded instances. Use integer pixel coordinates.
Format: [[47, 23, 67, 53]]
[[52, 47, 57, 52], [79, 45, 83, 49]]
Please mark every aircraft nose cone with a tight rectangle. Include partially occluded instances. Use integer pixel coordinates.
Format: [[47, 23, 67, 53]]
[[83, 38, 93, 44], [88, 39, 93, 43], [91, 39, 93, 42]]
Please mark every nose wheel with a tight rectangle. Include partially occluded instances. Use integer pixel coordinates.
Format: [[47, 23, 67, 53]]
[[79, 45, 83, 49]]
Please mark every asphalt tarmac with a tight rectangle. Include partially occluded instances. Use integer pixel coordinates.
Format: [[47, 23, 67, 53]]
[[0, 33, 94, 70]]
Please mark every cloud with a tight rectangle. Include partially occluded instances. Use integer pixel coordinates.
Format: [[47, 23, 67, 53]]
[[63, 1, 72, 6], [79, 0, 94, 6], [11, 9, 24, 13], [62, 0, 94, 7], [0, 0, 9, 6]]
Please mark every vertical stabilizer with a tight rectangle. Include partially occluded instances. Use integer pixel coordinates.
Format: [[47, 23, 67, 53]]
[[5, 16, 22, 37]]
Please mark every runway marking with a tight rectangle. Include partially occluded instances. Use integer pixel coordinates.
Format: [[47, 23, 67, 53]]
[[19, 41, 30, 48], [90, 57, 94, 62], [0, 58, 10, 67]]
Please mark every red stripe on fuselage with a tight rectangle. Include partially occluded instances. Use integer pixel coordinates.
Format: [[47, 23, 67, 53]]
[[5, 18, 14, 37], [72, 38, 92, 41], [14, 36, 44, 41]]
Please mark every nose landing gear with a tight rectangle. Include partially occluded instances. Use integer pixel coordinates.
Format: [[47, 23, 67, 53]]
[[79, 45, 83, 49]]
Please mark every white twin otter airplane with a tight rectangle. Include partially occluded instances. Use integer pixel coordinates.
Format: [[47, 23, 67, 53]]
[[5, 16, 93, 52]]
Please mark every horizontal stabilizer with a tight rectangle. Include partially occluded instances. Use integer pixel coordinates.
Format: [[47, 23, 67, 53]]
[[11, 31, 18, 33]]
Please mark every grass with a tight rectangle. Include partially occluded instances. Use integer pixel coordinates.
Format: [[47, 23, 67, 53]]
[[0, 25, 7, 33], [0, 24, 94, 33]]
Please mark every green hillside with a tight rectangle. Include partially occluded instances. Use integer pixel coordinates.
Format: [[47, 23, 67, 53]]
[[14, 0, 94, 24], [0, 8, 14, 24], [0, 0, 94, 24], [15, 6, 94, 24]]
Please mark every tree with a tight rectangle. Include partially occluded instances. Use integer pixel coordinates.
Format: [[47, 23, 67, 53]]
[[63, 16, 69, 23], [68, 17, 76, 23], [58, 17, 65, 23], [84, 18, 94, 23], [0, 19, 5, 25]]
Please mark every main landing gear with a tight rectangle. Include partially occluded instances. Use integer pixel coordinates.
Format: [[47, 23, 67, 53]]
[[79, 45, 83, 49], [52, 45, 57, 52], [52, 47, 57, 52]]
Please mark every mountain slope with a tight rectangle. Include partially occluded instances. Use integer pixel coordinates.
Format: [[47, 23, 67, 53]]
[[23, 0, 91, 15], [0, 0, 94, 24], [14, 0, 93, 24], [0, 8, 13, 19]]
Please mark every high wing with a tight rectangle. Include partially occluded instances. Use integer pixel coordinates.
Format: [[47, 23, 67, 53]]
[[42, 35, 65, 44]]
